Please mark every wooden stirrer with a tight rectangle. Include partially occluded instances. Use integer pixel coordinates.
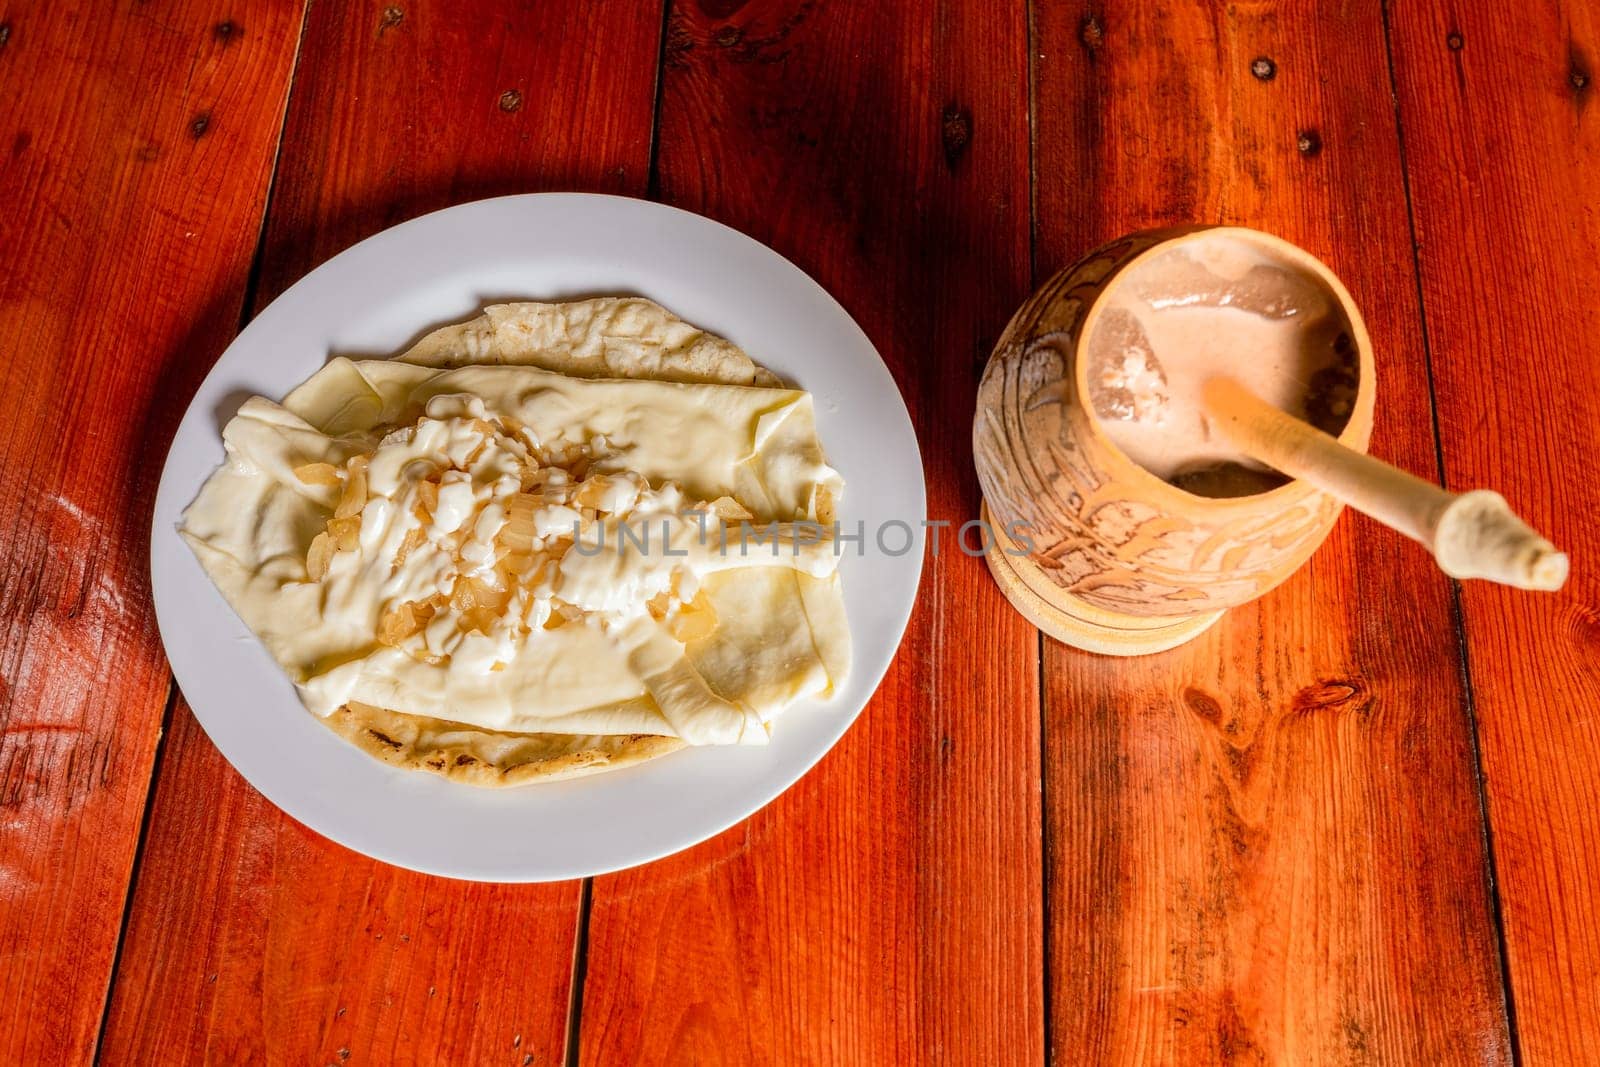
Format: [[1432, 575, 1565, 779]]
[[1201, 375, 1568, 591]]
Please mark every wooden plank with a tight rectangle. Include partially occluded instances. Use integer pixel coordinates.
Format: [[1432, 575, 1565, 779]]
[[1387, 4, 1600, 1060], [1032, 3, 1512, 1062], [98, 2, 664, 1062], [0, 2, 305, 1062], [575, 2, 1041, 1062]]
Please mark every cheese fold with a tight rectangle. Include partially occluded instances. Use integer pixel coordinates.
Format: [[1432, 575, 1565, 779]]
[[182, 355, 849, 745]]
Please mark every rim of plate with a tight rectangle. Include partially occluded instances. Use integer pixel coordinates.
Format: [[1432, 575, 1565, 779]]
[[149, 193, 926, 881]]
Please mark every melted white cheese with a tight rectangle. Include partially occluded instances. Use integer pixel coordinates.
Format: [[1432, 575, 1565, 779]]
[[181, 358, 850, 746]]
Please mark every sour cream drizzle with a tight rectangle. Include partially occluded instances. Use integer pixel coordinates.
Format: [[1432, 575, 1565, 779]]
[[302, 393, 837, 741]]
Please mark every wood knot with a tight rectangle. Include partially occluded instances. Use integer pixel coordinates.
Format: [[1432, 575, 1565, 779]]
[[1296, 129, 1322, 156], [214, 20, 239, 43], [941, 103, 972, 167], [1570, 602, 1600, 652], [663, 16, 694, 70], [939, 735, 954, 763], [1292, 679, 1367, 715], [714, 24, 743, 47], [498, 89, 523, 112], [1250, 56, 1276, 81], [1182, 686, 1224, 724], [190, 112, 211, 138], [1570, 44, 1592, 102], [1446, 31, 1464, 51], [0, 22, 11, 51], [1079, 14, 1104, 53], [1343, 1016, 1372, 1057]]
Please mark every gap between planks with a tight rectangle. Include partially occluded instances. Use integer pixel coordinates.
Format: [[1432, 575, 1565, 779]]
[[564, 4, 675, 1059], [1377, 0, 1521, 1058], [89, 4, 316, 1060]]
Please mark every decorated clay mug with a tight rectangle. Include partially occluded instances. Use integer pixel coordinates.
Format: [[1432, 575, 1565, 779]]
[[972, 226, 1376, 655]]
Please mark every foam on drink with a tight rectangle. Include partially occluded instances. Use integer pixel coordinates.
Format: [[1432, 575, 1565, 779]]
[[1085, 233, 1359, 498]]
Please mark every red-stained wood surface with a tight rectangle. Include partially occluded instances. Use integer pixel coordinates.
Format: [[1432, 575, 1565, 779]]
[[98, 2, 663, 1063], [0, 3, 305, 1063], [10, 0, 1597, 1061], [1031, 3, 1511, 1062], [1388, 4, 1600, 1062], [573, 3, 1043, 1062]]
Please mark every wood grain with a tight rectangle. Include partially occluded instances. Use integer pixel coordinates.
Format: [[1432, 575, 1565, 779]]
[[0, 2, 304, 1062], [1033, 3, 1511, 1062], [1387, 3, 1600, 1060], [574, 2, 1043, 1062], [99, 2, 663, 1062]]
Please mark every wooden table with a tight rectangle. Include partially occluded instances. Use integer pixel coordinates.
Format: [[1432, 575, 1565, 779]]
[[3, 1, 1596, 1062]]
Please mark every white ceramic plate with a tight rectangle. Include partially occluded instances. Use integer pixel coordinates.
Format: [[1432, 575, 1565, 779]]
[[150, 194, 925, 881]]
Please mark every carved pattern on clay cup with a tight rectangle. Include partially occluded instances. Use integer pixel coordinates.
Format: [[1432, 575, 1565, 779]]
[[973, 227, 1376, 655]]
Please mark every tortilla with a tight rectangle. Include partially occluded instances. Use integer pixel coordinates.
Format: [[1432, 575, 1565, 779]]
[[401, 296, 783, 387], [183, 298, 846, 786], [328, 702, 686, 786]]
